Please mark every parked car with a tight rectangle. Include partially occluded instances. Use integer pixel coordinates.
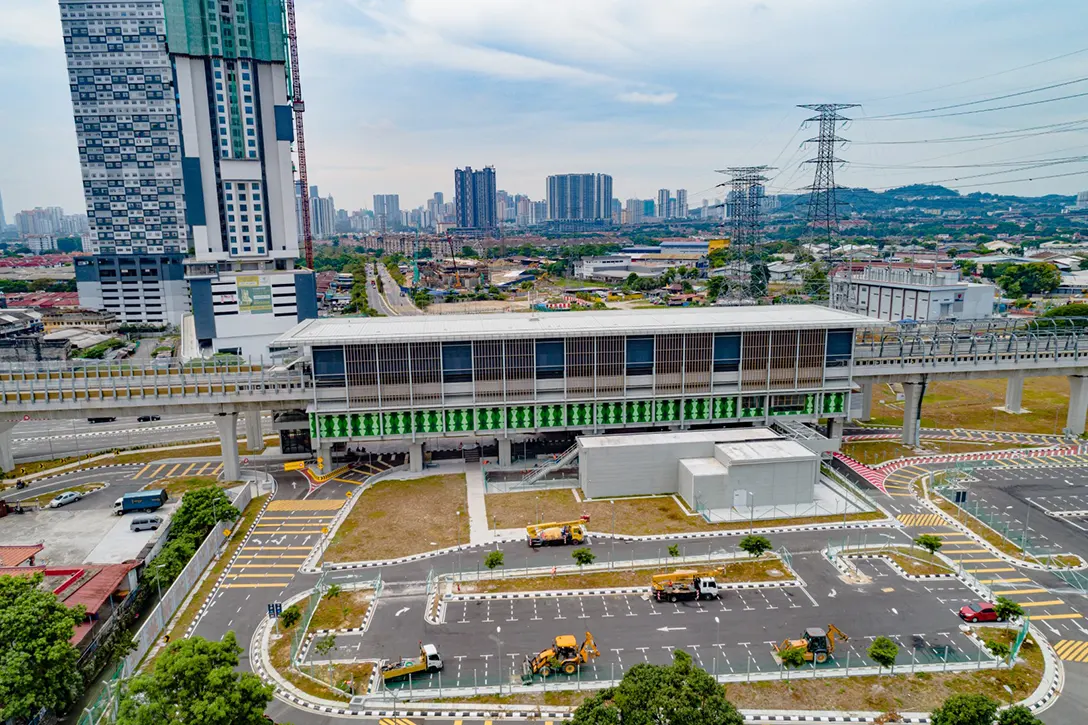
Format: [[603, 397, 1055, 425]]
[[48, 491, 83, 508], [958, 601, 1001, 623], [87, 417, 116, 424], [130, 515, 163, 532], [137, 415, 161, 422]]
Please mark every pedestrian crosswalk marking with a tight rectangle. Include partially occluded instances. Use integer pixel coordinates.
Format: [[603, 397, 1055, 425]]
[[1055, 640, 1088, 662], [235, 554, 309, 560], [940, 548, 988, 554], [897, 513, 947, 527], [965, 567, 1015, 573], [1019, 600, 1064, 608], [993, 588, 1047, 596], [241, 546, 312, 551], [226, 573, 295, 579], [1031, 613, 1083, 621], [220, 583, 287, 589], [266, 499, 344, 511], [958, 558, 1004, 563], [232, 564, 301, 568]]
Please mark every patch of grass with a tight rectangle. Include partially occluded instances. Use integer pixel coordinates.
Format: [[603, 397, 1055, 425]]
[[486, 488, 884, 536], [146, 475, 233, 496], [325, 473, 468, 561], [465, 557, 790, 594], [845, 547, 953, 577], [308, 590, 371, 633], [930, 496, 1031, 560], [268, 629, 349, 702], [22, 482, 106, 507], [869, 377, 1071, 434]]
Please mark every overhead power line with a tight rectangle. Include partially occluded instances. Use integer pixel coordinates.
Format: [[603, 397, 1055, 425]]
[[866, 76, 1088, 119], [866, 90, 1088, 120], [854, 118, 1088, 145]]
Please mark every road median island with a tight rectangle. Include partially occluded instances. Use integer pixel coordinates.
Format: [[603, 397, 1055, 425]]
[[486, 487, 885, 536], [323, 472, 467, 561], [268, 628, 356, 702], [307, 589, 372, 633], [841, 546, 955, 577], [458, 556, 792, 595], [20, 481, 107, 507]]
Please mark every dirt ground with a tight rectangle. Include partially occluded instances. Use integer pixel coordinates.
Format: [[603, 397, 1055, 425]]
[[868, 377, 1071, 434], [486, 488, 884, 536], [309, 590, 371, 632], [425, 299, 532, 314], [466, 557, 790, 593], [324, 473, 468, 561]]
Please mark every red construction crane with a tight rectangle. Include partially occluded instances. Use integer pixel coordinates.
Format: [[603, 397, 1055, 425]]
[[285, 0, 313, 269]]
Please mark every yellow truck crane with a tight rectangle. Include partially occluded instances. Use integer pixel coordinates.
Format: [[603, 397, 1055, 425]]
[[651, 569, 722, 602], [526, 515, 590, 548], [773, 624, 848, 665], [521, 632, 600, 681]]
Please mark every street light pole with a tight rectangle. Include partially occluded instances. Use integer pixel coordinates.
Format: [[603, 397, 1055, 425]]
[[496, 625, 503, 694], [611, 500, 615, 564]]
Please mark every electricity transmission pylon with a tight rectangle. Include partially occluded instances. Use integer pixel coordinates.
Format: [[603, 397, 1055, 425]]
[[798, 103, 858, 264], [716, 166, 772, 302]]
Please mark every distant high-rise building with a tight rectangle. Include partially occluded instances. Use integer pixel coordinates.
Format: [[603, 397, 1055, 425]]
[[546, 174, 612, 220], [373, 194, 401, 231], [0, 189, 6, 230], [611, 198, 622, 224], [625, 199, 644, 225], [454, 166, 497, 229], [657, 189, 671, 219], [676, 189, 688, 219], [701, 199, 710, 219]]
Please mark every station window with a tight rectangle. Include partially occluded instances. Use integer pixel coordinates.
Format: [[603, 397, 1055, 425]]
[[441, 342, 472, 383], [712, 333, 741, 372], [826, 329, 853, 367], [534, 339, 565, 380], [313, 346, 345, 387], [625, 336, 654, 376]]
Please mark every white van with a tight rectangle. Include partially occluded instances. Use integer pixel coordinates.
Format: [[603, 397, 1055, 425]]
[[130, 515, 163, 532]]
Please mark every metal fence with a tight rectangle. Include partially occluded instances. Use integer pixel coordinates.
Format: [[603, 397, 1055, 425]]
[[75, 662, 124, 725], [122, 483, 254, 675]]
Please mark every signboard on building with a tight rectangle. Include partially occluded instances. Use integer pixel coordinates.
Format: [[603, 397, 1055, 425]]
[[707, 238, 729, 251], [236, 276, 273, 314]]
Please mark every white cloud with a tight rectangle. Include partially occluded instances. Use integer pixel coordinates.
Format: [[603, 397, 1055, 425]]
[[617, 91, 678, 105], [0, 1, 63, 49]]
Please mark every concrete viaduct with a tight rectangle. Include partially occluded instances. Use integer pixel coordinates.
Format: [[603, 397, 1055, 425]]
[[3, 321, 1088, 477]]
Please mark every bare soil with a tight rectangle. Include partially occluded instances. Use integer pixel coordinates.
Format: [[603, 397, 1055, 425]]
[[309, 590, 371, 632]]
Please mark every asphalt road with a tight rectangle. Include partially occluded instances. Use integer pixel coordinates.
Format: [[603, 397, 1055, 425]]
[[375, 263, 422, 316]]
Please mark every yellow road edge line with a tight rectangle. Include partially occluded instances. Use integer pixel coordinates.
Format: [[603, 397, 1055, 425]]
[[1030, 613, 1083, 621], [1019, 600, 1065, 608], [993, 589, 1047, 596], [966, 567, 1016, 573]]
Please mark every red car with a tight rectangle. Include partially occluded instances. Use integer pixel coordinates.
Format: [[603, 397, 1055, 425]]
[[958, 601, 1001, 623]]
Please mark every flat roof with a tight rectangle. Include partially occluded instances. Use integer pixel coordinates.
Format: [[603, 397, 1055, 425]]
[[277, 305, 881, 346], [578, 427, 780, 449], [715, 439, 817, 463]]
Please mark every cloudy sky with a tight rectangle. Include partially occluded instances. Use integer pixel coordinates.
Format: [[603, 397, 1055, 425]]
[[2, 0, 1086, 216]]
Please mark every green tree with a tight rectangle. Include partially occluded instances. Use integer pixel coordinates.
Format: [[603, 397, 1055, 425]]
[[171, 486, 240, 539], [1042, 302, 1088, 325], [667, 544, 680, 558], [281, 604, 301, 629], [115, 632, 272, 725], [484, 550, 504, 578], [955, 259, 978, 276], [0, 573, 86, 720], [324, 583, 342, 600], [996, 704, 1044, 725], [572, 547, 596, 568], [314, 634, 337, 657], [994, 596, 1024, 623], [801, 264, 828, 299], [738, 534, 772, 559], [996, 262, 1061, 297], [915, 534, 943, 557], [867, 636, 899, 672], [705, 276, 725, 301], [571, 650, 743, 725], [778, 645, 806, 669], [986, 639, 1011, 659], [930, 693, 998, 725]]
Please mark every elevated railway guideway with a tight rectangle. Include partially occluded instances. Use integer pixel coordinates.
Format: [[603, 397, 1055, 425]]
[[0, 357, 312, 479], [851, 318, 1088, 445]]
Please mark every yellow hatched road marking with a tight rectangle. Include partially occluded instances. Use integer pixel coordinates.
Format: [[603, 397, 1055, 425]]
[[235, 554, 309, 559], [259, 515, 335, 520], [266, 499, 344, 511], [332, 477, 362, 485], [1030, 613, 1083, 621], [180, 462, 195, 475], [226, 573, 294, 579], [220, 583, 287, 589], [1055, 640, 1088, 660], [1020, 600, 1065, 608], [132, 464, 151, 479], [195, 462, 211, 474], [212, 463, 223, 475], [897, 513, 946, 527], [978, 577, 1030, 584], [149, 463, 166, 478], [958, 558, 1004, 563], [889, 493, 914, 497], [941, 547, 988, 553], [966, 567, 1015, 573], [231, 564, 301, 569], [379, 719, 418, 725], [241, 546, 313, 550], [993, 588, 1048, 596], [165, 463, 181, 477]]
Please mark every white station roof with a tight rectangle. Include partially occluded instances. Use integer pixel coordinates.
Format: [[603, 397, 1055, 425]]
[[277, 305, 881, 346]]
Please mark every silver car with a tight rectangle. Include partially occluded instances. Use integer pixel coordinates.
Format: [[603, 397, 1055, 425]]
[[48, 491, 84, 508]]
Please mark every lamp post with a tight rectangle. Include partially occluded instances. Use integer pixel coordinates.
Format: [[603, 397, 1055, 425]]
[[456, 510, 463, 578], [747, 491, 755, 534], [496, 625, 503, 694], [610, 499, 616, 565]]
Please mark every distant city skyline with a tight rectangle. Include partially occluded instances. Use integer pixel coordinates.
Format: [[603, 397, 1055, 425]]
[[3, 1, 1087, 214]]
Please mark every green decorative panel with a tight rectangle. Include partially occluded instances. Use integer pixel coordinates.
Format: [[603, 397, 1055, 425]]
[[538, 404, 565, 428], [476, 406, 505, 431], [684, 397, 711, 421], [823, 391, 846, 414], [349, 413, 363, 437], [383, 411, 412, 435], [741, 402, 765, 419], [360, 412, 381, 436], [319, 414, 336, 438], [567, 402, 594, 427], [445, 408, 475, 433], [414, 409, 443, 433], [712, 396, 738, 420], [805, 394, 816, 415], [507, 405, 535, 429], [625, 399, 653, 424], [654, 399, 681, 423], [309, 413, 318, 438], [770, 394, 817, 417], [597, 401, 623, 426]]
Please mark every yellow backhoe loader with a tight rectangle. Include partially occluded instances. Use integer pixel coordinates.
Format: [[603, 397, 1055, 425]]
[[773, 624, 848, 665], [521, 631, 600, 681]]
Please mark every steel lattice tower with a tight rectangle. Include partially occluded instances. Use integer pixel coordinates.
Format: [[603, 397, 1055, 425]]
[[798, 103, 858, 262], [717, 166, 772, 299]]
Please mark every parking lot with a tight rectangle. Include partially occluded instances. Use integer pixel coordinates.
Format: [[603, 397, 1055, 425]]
[[297, 553, 992, 693]]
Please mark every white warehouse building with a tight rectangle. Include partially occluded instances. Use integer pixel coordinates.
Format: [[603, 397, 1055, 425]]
[[832, 267, 995, 322]]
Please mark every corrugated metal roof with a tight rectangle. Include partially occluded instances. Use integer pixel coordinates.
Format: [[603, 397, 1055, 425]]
[[277, 305, 881, 346], [0, 544, 44, 567], [63, 563, 134, 613]]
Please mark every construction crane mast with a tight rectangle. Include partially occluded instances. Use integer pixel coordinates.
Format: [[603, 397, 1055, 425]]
[[285, 0, 313, 269]]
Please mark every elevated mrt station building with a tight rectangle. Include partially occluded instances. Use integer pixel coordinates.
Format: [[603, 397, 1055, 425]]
[[274, 306, 881, 471]]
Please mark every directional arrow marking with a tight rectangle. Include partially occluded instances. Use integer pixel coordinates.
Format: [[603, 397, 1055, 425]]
[[656, 626, 687, 632], [395, 607, 410, 617]]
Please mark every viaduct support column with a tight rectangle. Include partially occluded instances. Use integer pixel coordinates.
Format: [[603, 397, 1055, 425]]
[[1068, 375, 1088, 436], [0, 421, 15, 473], [901, 379, 927, 447], [498, 438, 512, 467], [1003, 375, 1025, 414], [828, 418, 845, 442], [214, 413, 241, 482], [319, 442, 334, 474], [859, 382, 873, 422], [409, 442, 424, 473], [244, 406, 264, 452]]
